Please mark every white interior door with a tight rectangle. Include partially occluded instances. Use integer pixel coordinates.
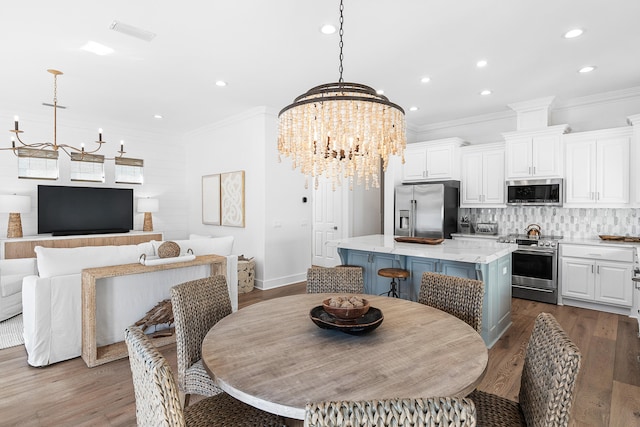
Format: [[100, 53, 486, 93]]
[[312, 178, 344, 267]]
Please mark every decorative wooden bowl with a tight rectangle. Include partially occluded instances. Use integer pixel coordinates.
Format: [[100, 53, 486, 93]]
[[394, 237, 444, 245], [322, 297, 370, 320], [598, 235, 624, 241]]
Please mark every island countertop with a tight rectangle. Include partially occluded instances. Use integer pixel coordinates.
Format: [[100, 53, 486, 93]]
[[331, 234, 518, 264]]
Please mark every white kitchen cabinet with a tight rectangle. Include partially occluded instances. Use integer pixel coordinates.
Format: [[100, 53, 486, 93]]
[[628, 114, 640, 206], [560, 244, 633, 308], [564, 127, 632, 206], [460, 143, 505, 207], [503, 124, 569, 179], [402, 138, 467, 182]]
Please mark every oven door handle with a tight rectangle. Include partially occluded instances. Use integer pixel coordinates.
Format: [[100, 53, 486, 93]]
[[515, 249, 555, 256], [513, 284, 555, 293]]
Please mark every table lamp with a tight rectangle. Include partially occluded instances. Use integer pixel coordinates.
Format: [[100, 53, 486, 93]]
[[0, 194, 31, 238], [138, 198, 159, 232]]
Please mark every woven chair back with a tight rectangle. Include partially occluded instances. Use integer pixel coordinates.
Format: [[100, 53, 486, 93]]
[[305, 397, 476, 426], [170, 275, 232, 389], [124, 326, 186, 427], [306, 266, 365, 294], [519, 312, 582, 426], [419, 272, 485, 333]]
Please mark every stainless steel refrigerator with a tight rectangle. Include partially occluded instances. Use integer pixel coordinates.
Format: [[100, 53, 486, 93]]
[[394, 181, 459, 238]]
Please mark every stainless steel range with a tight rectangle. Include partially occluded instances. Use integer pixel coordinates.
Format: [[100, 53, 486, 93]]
[[498, 234, 563, 304]]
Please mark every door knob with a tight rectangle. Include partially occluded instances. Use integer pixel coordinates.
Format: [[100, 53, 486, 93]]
[[333, 226, 338, 230]]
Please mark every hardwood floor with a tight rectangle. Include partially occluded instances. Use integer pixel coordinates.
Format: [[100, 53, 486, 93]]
[[0, 283, 638, 426]]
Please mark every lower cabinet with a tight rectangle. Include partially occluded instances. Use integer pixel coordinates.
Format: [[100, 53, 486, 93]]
[[340, 250, 403, 297], [560, 244, 633, 308]]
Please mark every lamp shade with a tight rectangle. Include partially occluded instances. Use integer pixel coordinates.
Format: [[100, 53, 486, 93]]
[[0, 195, 31, 213], [137, 198, 159, 213]]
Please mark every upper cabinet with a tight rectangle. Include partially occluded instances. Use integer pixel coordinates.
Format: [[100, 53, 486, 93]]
[[402, 138, 468, 182], [503, 124, 569, 179], [460, 143, 505, 207], [564, 127, 632, 206]]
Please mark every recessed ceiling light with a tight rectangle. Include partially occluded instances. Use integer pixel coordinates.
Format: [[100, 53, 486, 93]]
[[81, 41, 114, 56], [420, 76, 431, 83], [578, 66, 596, 73], [409, 106, 419, 112], [480, 89, 492, 96], [476, 60, 488, 68], [320, 24, 336, 35], [215, 80, 227, 87], [564, 28, 584, 39], [153, 114, 163, 119], [376, 89, 384, 95]]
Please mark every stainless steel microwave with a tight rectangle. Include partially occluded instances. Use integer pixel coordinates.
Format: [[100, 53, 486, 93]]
[[506, 178, 563, 206]]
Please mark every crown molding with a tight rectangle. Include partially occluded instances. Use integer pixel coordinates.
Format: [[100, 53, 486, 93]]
[[414, 109, 515, 133], [554, 86, 640, 111], [412, 86, 640, 134], [626, 113, 640, 126]]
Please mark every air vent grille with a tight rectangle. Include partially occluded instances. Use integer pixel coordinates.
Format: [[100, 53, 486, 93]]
[[109, 20, 156, 42]]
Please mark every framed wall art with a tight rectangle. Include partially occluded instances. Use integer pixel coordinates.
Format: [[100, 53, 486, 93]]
[[221, 170, 245, 227], [202, 174, 221, 225]]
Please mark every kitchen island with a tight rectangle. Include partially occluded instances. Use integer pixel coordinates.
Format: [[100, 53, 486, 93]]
[[332, 234, 518, 347]]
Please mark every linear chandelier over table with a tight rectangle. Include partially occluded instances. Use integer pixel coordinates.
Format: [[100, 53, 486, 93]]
[[3, 69, 126, 162]]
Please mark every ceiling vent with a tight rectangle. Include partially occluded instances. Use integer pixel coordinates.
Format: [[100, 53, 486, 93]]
[[109, 20, 156, 42]]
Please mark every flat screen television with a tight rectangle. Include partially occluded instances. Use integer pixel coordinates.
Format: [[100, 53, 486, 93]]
[[38, 185, 133, 236]]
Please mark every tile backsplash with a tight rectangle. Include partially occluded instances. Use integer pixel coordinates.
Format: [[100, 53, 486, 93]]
[[460, 207, 640, 238]]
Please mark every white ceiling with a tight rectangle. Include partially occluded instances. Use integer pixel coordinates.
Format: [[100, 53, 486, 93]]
[[2, 0, 640, 136]]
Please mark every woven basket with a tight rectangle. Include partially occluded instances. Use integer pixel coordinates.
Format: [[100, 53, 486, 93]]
[[157, 241, 180, 258]]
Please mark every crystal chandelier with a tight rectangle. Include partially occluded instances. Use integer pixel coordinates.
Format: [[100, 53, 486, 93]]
[[4, 69, 125, 160], [277, 0, 406, 190]]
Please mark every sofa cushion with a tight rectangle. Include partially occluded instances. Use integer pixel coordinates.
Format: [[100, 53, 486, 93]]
[[1, 274, 25, 297], [189, 234, 212, 239], [151, 236, 234, 257], [35, 244, 148, 278], [0, 258, 37, 296]]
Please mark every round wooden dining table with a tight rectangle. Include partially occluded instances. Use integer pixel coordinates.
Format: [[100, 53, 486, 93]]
[[202, 293, 488, 420]]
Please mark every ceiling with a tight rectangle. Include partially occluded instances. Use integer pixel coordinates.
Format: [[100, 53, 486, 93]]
[[2, 0, 639, 137]]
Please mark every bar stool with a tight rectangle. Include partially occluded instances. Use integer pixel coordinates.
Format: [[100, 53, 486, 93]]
[[378, 268, 410, 298]]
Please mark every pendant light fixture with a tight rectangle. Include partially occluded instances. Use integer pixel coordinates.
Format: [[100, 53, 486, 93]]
[[277, 0, 406, 189], [4, 69, 125, 160]]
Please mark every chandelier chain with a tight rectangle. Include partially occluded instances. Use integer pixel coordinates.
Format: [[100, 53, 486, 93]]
[[338, 0, 344, 83]]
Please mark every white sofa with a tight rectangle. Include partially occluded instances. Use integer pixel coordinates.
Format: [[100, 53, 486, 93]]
[[22, 236, 237, 367], [0, 258, 38, 321]]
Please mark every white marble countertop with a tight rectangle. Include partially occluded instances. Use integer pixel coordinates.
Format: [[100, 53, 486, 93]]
[[451, 233, 499, 240], [331, 234, 518, 264], [559, 237, 640, 250]]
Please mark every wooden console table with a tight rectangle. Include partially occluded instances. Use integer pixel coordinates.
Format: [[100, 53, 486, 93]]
[[81, 254, 226, 367], [2, 231, 162, 259]]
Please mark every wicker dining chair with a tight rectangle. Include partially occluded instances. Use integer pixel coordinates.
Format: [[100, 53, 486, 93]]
[[124, 326, 283, 427], [419, 272, 485, 333], [468, 312, 582, 427], [170, 275, 231, 407], [306, 266, 365, 294], [305, 397, 477, 426]]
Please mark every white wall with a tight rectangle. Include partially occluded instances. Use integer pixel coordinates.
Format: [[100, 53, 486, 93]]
[[0, 110, 187, 239], [183, 107, 312, 289]]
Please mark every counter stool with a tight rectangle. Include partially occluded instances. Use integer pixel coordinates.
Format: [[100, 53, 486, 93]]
[[378, 268, 410, 298]]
